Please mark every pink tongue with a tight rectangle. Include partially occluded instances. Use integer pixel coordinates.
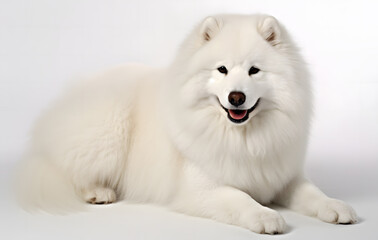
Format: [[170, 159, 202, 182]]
[[229, 110, 247, 120]]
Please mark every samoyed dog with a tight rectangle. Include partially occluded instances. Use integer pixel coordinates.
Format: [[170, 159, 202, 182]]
[[18, 14, 357, 234]]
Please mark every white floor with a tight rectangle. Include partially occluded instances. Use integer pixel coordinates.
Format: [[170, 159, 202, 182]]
[[1, 154, 377, 240]]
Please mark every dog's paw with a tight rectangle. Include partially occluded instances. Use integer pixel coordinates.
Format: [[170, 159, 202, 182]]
[[84, 187, 116, 204], [242, 207, 286, 234], [316, 198, 357, 224]]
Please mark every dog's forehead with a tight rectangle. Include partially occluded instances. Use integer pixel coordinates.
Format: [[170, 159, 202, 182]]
[[214, 24, 267, 62]]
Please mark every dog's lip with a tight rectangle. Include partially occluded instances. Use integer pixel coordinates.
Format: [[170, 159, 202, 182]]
[[221, 98, 261, 124]]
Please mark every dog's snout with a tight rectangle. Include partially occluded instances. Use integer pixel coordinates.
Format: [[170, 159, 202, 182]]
[[228, 91, 246, 107]]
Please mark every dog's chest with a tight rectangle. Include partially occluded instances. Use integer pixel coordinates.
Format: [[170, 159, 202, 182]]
[[211, 150, 298, 204]]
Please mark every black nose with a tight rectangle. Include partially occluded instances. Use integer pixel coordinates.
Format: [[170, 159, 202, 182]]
[[228, 91, 246, 107]]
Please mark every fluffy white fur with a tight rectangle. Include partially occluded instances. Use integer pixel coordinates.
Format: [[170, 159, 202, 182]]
[[17, 14, 357, 234]]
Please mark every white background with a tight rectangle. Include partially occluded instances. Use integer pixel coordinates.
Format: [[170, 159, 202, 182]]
[[1, 0, 377, 239]]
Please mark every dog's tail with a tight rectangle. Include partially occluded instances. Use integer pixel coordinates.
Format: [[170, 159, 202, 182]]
[[15, 154, 85, 214]]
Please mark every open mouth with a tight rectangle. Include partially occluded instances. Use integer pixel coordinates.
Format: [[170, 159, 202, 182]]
[[222, 98, 260, 124]]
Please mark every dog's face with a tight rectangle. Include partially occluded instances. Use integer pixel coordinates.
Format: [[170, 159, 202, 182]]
[[173, 15, 309, 128]]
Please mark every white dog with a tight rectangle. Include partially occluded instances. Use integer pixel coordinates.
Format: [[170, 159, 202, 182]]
[[18, 14, 357, 234]]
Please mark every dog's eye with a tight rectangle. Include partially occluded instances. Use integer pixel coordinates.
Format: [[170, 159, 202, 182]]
[[249, 66, 260, 75], [217, 66, 228, 75]]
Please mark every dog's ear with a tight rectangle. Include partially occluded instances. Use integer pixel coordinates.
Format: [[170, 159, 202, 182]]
[[258, 16, 281, 46], [200, 16, 222, 42]]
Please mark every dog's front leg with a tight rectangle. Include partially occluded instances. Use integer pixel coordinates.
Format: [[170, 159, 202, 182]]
[[274, 177, 357, 224], [173, 184, 286, 234]]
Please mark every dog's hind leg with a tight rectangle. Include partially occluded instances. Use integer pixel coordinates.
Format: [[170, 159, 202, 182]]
[[83, 187, 117, 204]]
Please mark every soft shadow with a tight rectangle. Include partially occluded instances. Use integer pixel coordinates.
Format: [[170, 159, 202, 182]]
[[305, 156, 378, 200]]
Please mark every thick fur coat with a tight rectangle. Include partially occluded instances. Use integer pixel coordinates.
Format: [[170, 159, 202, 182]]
[[17, 14, 357, 234]]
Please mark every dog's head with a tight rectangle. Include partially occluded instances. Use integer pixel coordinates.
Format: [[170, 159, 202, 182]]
[[167, 14, 311, 130]]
